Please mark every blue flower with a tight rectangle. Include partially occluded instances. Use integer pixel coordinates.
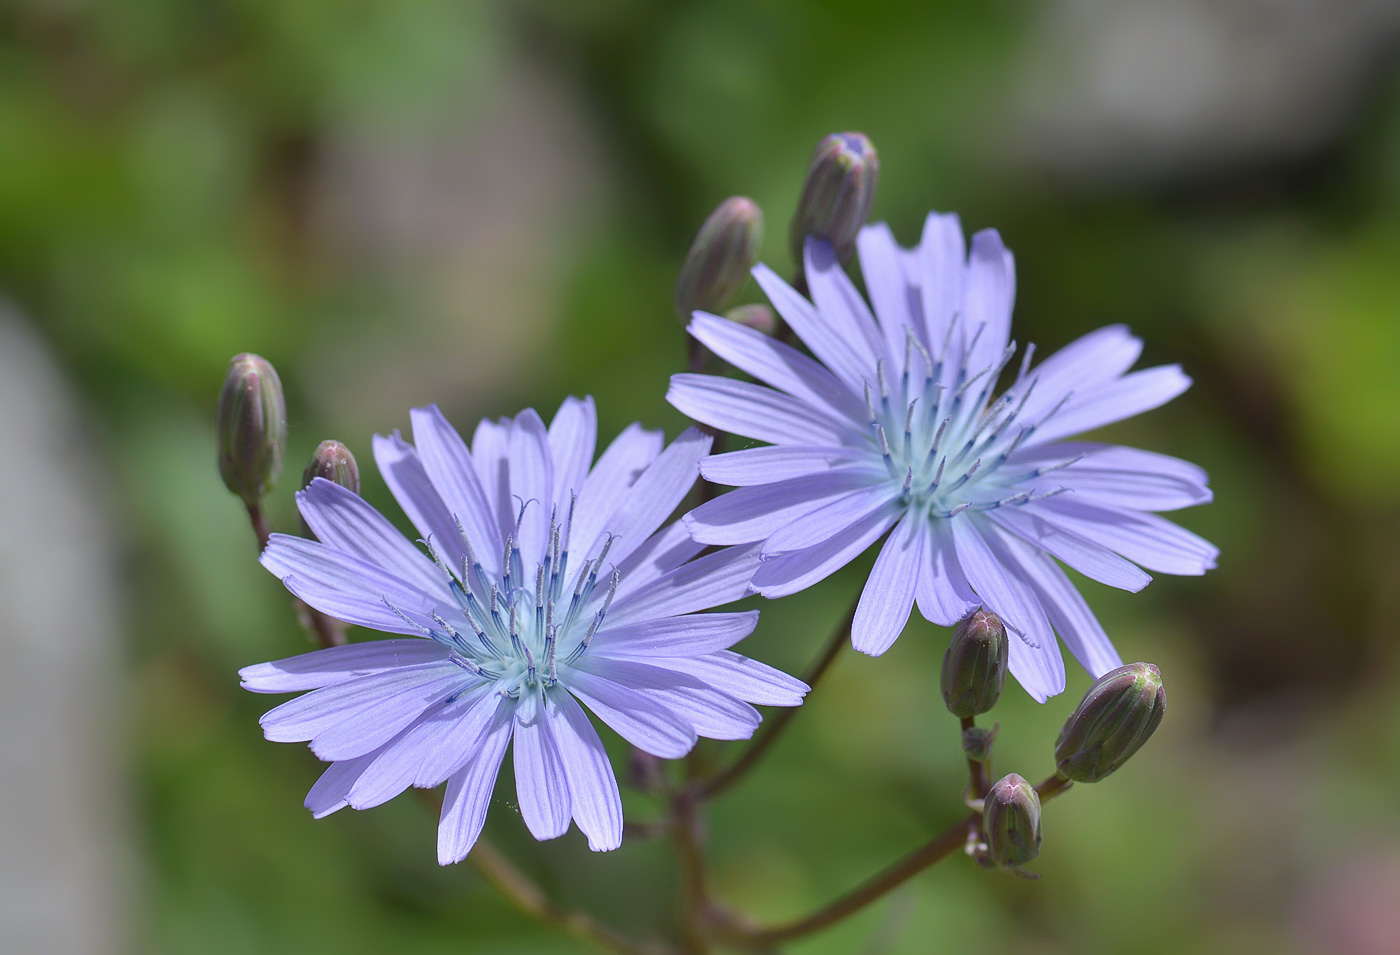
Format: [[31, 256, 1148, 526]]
[[668, 215, 1217, 701], [241, 398, 806, 864]]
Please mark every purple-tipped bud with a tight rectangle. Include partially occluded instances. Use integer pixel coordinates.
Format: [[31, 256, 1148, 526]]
[[725, 304, 777, 337], [941, 610, 1009, 718], [983, 773, 1041, 867], [1055, 663, 1166, 783], [675, 196, 764, 322], [790, 132, 879, 264], [302, 440, 360, 495], [216, 353, 286, 505]]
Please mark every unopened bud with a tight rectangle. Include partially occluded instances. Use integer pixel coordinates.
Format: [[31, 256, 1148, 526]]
[[302, 440, 360, 495], [790, 132, 879, 265], [725, 304, 777, 337], [217, 353, 286, 505], [1055, 662, 1166, 783], [675, 196, 764, 322], [941, 610, 1009, 718], [983, 773, 1041, 867]]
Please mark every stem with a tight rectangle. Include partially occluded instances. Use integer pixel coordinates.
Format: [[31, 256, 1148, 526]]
[[696, 594, 857, 801], [670, 790, 710, 953], [470, 839, 674, 955], [960, 716, 992, 800], [1034, 774, 1074, 802], [412, 790, 672, 955], [245, 500, 346, 648], [245, 501, 273, 549], [728, 812, 977, 947]]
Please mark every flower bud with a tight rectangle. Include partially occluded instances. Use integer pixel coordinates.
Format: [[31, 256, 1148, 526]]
[[725, 304, 777, 337], [789, 132, 879, 265], [675, 196, 764, 322], [940, 610, 1009, 718], [983, 773, 1041, 867], [302, 440, 360, 495], [1055, 662, 1166, 783], [216, 353, 286, 505]]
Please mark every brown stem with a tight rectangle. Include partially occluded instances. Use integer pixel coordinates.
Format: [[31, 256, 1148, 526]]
[[245, 501, 273, 550], [696, 594, 857, 801], [670, 790, 711, 953], [727, 813, 977, 947], [410, 790, 671, 955], [1034, 774, 1074, 802]]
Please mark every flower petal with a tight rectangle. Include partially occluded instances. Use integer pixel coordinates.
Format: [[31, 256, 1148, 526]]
[[240, 639, 451, 694], [987, 506, 1152, 592], [562, 667, 697, 759], [804, 237, 889, 371], [570, 423, 664, 573], [1027, 497, 1218, 576], [1011, 325, 1144, 423], [916, 211, 966, 356], [761, 483, 901, 556], [751, 506, 899, 599], [507, 408, 555, 570], [347, 686, 499, 807], [373, 431, 469, 572], [1001, 539, 1122, 679], [688, 312, 865, 422], [685, 469, 882, 546], [699, 445, 869, 487], [668, 374, 853, 447], [852, 512, 923, 656], [608, 544, 760, 624], [258, 663, 465, 759], [962, 228, 1016, 374], [1011, 443, 1212, 511], [676, 651, 808, 707], [298, 478, 447, 599], [513, 692, 572, 841], [572, 656, 760, 741], [950, 518, 1065, 702], [412, 682, 513, 788], [305, 750, 379, 819], [604, 428, 710, 565], [858, 221, 921, 359], [614, 520, 707, 597], [548, 395, 597, 507], [752, 262, 873, 392], [550, 691, 623, 852], [915, 519, 981, 626], [1027, 365, 1191, 446], [410, 405, 504, 572], [437, 704, 514, 865], [260, 534, 448, 634], [590, 611, 760, 657]]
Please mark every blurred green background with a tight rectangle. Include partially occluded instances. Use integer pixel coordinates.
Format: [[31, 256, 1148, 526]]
[[3, 1, 1400, 953]]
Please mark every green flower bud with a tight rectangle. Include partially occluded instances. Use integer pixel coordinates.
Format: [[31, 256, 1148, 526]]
[[216, 353, 286, 505], [302, 440, 360, 495], [940, 610, 1009, 718], [725, 304, 777, 337], [790, 132, 879, 265], [983, 773, 1041, 867], [675, 196, 764, 322], [1055, 662, 1166, 783]]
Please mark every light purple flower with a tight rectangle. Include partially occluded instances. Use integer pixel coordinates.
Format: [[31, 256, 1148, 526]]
[[668, 216, 1217, 701], [241, 398, 806, 864]]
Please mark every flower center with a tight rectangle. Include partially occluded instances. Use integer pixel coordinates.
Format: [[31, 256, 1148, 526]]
[[862, 324, 1072, 520], [399, 501, 620, 698]]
